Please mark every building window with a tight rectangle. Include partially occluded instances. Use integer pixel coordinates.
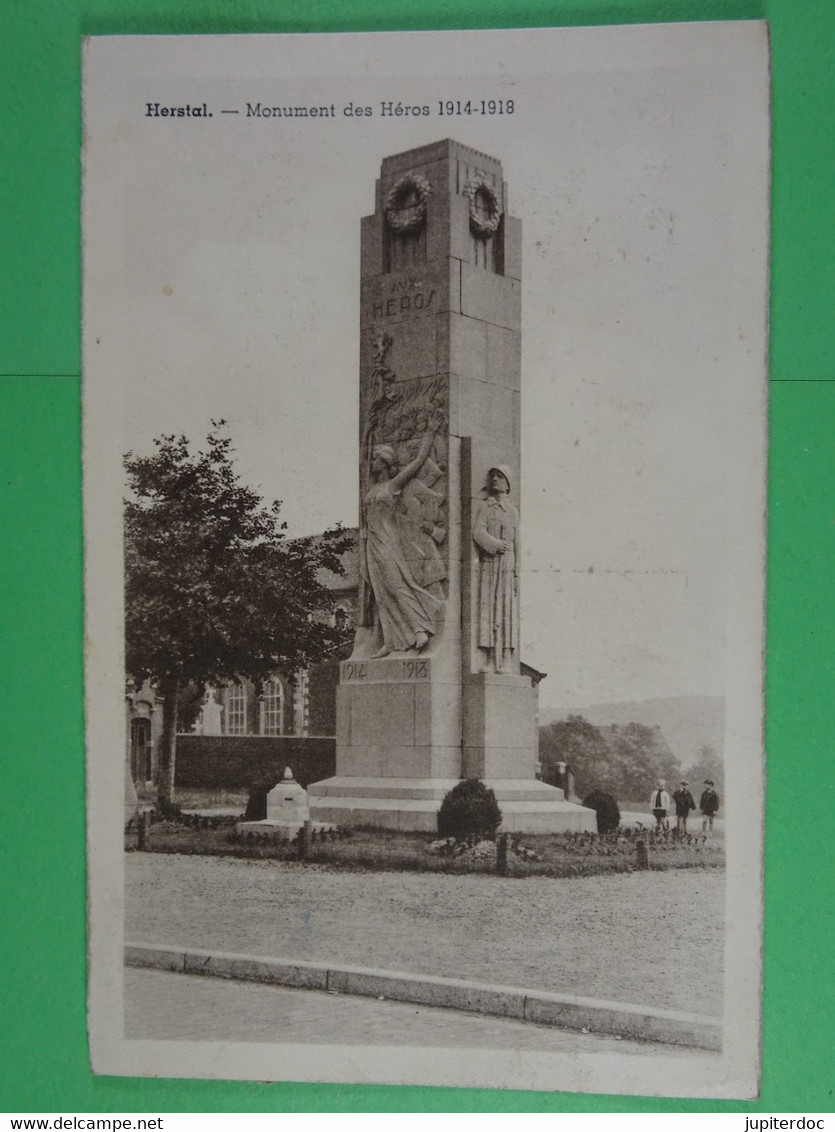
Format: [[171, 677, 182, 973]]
[[225, 684, 247, 735], [333, 605, 349, 630], [261, 677, 284, 736]]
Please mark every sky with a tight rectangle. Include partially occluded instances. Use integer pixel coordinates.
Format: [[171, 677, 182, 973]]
[[84, 24, 769, 713]]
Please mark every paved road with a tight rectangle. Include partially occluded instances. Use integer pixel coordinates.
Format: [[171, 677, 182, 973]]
[[125, 968, 702, 1058]]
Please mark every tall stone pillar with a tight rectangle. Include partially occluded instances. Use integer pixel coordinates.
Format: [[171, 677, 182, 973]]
[[308, 140, 594, 833]]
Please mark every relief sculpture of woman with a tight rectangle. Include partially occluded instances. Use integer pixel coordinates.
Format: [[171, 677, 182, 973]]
[[472, 465, 519, 672], [362, 408, 446, 658]]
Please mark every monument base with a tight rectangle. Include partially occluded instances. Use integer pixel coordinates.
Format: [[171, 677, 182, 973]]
[[307, 776, 596, 834]]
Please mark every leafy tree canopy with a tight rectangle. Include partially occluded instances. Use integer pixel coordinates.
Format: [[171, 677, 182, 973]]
[[539, 715, 615, 795], [604, 722, 680, 800], [684, 744, 724, 794], [125, 424, 353, 804], [539, 714, 682, 801], [125, 425, 351, 688]]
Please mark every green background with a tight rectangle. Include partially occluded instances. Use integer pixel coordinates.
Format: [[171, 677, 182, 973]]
[[1, 0, 832, 1114]]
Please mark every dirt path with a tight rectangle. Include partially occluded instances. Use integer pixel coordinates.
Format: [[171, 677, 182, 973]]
[[126, 854, 724, 1016]]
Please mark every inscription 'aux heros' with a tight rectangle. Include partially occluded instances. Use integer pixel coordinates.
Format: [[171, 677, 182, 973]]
[[371, 289, 436, 320]]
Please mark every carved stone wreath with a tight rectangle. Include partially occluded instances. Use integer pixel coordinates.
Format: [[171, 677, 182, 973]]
[[384, 173, 432, 236], [463, 176, 502, 237]]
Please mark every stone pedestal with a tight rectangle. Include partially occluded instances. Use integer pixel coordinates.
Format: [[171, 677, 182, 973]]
[[308, 776, 593, 834], [309, 140, 594, 835], [462, 672, 537, 780], [237, 767, 332, 838], [333, 656, 459, 779]]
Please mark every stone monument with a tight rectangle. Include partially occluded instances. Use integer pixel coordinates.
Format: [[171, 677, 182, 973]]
[[308, 140, 594, 833], [237, 766, 331, 838]]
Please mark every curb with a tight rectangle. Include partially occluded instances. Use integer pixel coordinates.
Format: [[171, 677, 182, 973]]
[[125, 942, 722, 1051]]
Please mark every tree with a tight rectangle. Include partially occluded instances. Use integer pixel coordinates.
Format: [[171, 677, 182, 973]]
[[124, 425, 352, 808], [684, 743, 724, 794], [539, 715, 615, 797], [604, 722, 681, 801], [539, 715, 682, 800], [176, 681, 207, 733]]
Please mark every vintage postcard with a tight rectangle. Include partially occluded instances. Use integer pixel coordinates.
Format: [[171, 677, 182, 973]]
[[83, 23, 769, 1098]]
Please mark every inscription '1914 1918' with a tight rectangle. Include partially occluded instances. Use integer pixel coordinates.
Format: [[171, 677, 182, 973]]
[[342, 659, 430, 682]]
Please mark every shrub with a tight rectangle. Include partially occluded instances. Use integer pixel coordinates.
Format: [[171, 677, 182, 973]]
[[243, 775, 281, 821], [437, 778, 502, 842], [583, 790, 621, 834], [243, 785, 267, 822]]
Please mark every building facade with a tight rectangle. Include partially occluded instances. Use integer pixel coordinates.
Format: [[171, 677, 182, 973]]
[[125, 534, 358, 790]]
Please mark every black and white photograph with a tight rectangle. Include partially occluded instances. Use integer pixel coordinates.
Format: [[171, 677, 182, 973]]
[[82, 22, 769, 1098]]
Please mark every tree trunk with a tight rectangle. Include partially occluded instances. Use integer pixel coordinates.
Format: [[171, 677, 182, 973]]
[[156, 676, 179, 810]]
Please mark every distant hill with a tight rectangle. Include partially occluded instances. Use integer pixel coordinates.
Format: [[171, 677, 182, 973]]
[[540, 695, 725, 768]]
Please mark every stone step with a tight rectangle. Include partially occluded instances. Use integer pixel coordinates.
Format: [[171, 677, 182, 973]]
[[308, 776, 573, 803], [307, 778, 597, 834]]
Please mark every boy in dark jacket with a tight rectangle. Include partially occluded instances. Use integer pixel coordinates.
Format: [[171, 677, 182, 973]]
[[700, 780, 720, 832], [672, 781, 696, 833]]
